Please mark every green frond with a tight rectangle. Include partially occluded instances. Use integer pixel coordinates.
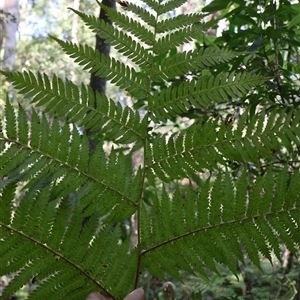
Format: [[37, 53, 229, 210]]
[[0, 100, 139, 219], [154, 22, 206, 54], [156, 13, 203, 34], [141, 170, 300, 278], [146, 109, 300, 182], [155, 0, 187, 15], [149, 72, 265, 122], [139, 0, 161, 13], [70, 8, 151, 67], [97, 2, 155, 45], [121, 3, 156, 27], [0, 182, 137, 299], [0, 71, 146, 146], [152, 47, 238, 81], [1, 1, 299, 298], [49, 38, 149, 99]]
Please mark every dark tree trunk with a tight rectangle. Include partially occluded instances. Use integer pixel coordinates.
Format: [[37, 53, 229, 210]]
[[90, 0, 116, 95], [88, 0, 116, 153], [82, 0, 116, 229]]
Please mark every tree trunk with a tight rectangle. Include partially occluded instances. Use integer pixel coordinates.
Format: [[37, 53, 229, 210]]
[[87, 0, 116, 153], [0, 0, 20, 70], [82, 0, 116, 228], [90, 0, 115, 95]]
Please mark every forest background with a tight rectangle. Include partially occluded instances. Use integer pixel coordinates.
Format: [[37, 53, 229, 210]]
[[1, 0, 300, 299]]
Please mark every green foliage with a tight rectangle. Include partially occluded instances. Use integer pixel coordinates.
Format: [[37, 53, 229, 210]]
[[0, 0, 300, 299], [202, 0, 300, 113], [162, 258, 300, 300]]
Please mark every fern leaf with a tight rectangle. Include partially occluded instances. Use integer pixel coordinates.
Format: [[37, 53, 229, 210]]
[[149, 72, 265, 121], [70, 8, 151, 67], [156, 0, 187, 15], [0, 100, 138, 220], [120, 3, 156, 27], [136, 0, 161, 14], [0, 124, 139, 297], [154, 22, 206, 54], [4, 96, 17, 139], [0, 183, 136, 299], [156, 13, 204, 34], [49, 39, 149, 99], [1, 71, 146, 146], [152, 47, 238, 81], [147, 109, 300, 182], [140, 170, 300, 278], [1, 1, 299, 299], [97, 2, 155, 45]]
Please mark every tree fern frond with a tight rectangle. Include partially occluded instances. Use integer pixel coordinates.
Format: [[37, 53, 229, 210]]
[[120, 3, 156, 27], [0, 182, 137, 299], [70, 9, 151, 67], [149, 72, 265, 122], [156, 13, 203, 34], [0, 71, 146, 146], [146, 109, 300, 182], [50, 38, 149, 99], [153, 22, 206, 54], [1, 1, 299, 298], [97, 1, 155, 45], [0, 100, 139, 219], [138, 0, 161, 13], [141, 169, 300, 279], [152, 47, 238, 81], [156, 0, 187, 15]]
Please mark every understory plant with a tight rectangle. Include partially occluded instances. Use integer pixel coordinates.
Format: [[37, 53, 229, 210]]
[[0, 0, 299, 299]]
